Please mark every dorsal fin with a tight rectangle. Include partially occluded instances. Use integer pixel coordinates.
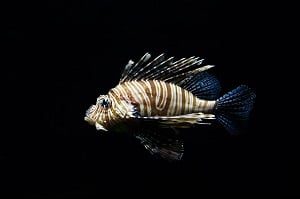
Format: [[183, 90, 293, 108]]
[[178, 72, 221, 100], [119, 52, 214, 84]]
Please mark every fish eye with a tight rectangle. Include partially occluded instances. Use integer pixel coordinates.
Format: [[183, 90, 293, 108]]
[[97, 98, 110, 108], [97, 98, 104, 105]]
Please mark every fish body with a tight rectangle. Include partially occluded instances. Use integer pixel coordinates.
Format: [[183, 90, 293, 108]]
[[111, 80, 216, 116], [85, 53, 256, 160]]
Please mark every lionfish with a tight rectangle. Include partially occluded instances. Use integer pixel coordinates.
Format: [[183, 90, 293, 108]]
[[84, 53, 255, 160]]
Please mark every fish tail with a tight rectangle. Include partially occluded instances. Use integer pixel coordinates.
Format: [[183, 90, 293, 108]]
[[215, 85, 256, 135]]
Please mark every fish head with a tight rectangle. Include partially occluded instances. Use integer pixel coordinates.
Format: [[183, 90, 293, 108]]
[[84, 95, 112, 132], [84, 104, 98, 125]]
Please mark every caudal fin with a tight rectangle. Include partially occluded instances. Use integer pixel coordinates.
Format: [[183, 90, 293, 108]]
[[215, 85, 256, 135]]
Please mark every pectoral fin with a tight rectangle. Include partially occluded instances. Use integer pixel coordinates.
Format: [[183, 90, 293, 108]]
[[134, 128, 184, 161]]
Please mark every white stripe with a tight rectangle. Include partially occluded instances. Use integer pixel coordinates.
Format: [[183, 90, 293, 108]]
[[125, 82, 145, 116], [116, 85, 128, 100], [176, 86, 182, 115], [154, 81, 163, 111], [188, 92, 194, 113], [134, 81, 152, 116], [183, 90, 188, 114], [113, 87, 129, 116], [142, 80, 152, 95], [171, 84, 177, 115], [197, 99, 203, 112], [131, 81, 146, 116], [166, 83, 174, 116], [154, 80, 161, 109], [158, 81, 168, 110], [167, 84, 176, 116], [109, 89, 119, 109]]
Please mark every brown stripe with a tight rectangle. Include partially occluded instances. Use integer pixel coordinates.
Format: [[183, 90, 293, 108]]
[[103, 110, 108, 127], [141, 80, 150, 94], [115, 84, 128, 101], [181, 87, 186, 115], [192, 95, 197, 113], [148, 80, 158, 116], [120, 83, 141, 114], [98, 109, 103, 124], [176, 86, 182, 115], [109, 89, 125, 116], [185, 91, 191, 113], [168, 83, 177, 116], [109, 89, 119, 105], [121, 83, 133, 100], [173, 85, 178, 116], [107, 110, 113, 127], [202, 100, 208, 112], [162, 82, 172, 116], [138, 81, 152, 116], [132, 81, 148, 116], [181, 90, 185, 115], [156, 81, 164, 108], [188, 91, 195, 114], [126, 82, 143, 114]]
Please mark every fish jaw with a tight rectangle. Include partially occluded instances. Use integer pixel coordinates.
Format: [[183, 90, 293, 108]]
[[84, 116, 95, 125], [84, 116, 108, 131], [95, 122, 108, 131]]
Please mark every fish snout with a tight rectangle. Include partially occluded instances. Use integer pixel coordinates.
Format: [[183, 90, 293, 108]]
[[84, 116, 95, 125]]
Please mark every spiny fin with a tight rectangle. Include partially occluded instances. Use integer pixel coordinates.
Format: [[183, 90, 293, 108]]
[[178, 72, 221, 100], [119, 52, 214, 84], [134, 128, 184, 161], [135, 113, 216, 128]]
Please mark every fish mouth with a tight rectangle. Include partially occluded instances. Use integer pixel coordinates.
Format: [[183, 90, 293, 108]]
[[84, 117, 108, 131], [95, 122, 108, 131], [84, 116, 95, 125]]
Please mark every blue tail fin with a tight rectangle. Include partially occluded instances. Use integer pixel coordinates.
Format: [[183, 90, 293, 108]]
[[215, 85, 256, 135]]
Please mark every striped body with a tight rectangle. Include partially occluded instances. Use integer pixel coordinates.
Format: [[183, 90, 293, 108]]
[[109, 80, 216, 117], [85, 52, 255, 160]]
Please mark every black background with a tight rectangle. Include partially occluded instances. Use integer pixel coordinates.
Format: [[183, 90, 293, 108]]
[[2, 0, 291, 197]]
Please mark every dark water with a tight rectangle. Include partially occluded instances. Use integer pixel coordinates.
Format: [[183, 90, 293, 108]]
[[2, 0, 290, 197]]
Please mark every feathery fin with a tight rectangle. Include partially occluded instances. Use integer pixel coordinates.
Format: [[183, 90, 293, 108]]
[[215, 85, 256, 134], [135, 128, 184, 161], [178, 72, 221, 100]]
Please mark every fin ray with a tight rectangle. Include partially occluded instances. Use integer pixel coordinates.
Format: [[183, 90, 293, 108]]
[[134, 128, 184, 161], [119, 53, 213, 84], [178, 72, 221, 100], [215, 85, 256, 134], [135, 113, 215, 128]]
